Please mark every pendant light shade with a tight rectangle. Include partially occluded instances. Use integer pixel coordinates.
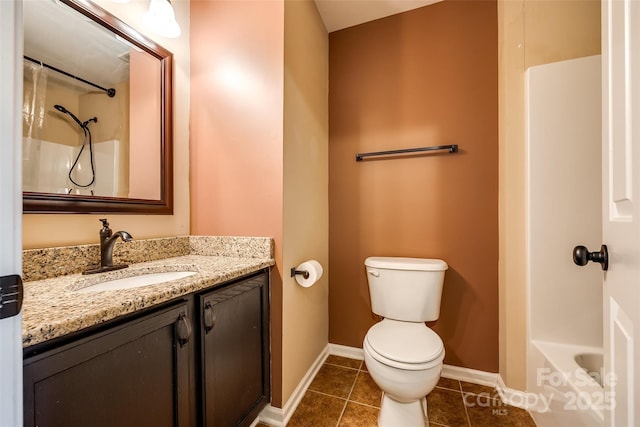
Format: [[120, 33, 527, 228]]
[[144, 0, 181, 39]]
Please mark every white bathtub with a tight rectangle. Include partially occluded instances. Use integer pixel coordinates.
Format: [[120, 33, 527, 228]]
[[529, 340, 605, 427]]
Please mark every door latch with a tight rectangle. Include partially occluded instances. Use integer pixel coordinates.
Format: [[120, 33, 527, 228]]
[[0, 274, 23, 319]]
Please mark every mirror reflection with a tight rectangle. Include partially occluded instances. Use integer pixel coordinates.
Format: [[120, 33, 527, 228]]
[[23, 0, 167, 205]]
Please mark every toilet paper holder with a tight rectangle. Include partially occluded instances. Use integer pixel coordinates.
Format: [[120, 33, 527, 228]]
[[290, 268, 310, 279]]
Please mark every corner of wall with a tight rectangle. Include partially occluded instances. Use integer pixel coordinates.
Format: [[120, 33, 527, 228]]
[[281, 0, 329, 405]]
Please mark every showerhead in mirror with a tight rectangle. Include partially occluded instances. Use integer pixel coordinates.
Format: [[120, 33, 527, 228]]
[[54, 104, 83, 127], [54, 104, 98, 189], [54, 104, 97, 129]]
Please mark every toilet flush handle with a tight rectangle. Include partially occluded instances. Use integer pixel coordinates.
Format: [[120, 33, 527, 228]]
[[368, 270, 380, 277]]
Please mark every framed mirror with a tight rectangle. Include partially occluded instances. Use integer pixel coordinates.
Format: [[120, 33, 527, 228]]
[[23, 0, 173, 214]]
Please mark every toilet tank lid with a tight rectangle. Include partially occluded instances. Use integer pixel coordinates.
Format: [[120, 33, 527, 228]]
[[365, 257, 448, 271]]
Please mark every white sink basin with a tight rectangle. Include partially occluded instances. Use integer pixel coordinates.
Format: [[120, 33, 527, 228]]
[[76, 271, 197, 293]]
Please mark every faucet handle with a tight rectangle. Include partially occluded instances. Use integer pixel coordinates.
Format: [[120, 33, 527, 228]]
[[99, 218, 112, 239]]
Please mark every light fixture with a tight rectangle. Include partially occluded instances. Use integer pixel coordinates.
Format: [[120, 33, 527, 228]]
[[144, 0, 181, 39]]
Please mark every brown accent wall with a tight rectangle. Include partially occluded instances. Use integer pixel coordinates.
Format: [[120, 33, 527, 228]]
[[329, 0, 499, 372]]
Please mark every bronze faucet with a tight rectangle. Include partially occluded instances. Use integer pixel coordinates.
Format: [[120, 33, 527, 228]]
[[83, 219, 133, 275]]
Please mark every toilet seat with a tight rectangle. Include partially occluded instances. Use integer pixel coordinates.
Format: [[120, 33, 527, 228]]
[[365, 319, 444, 371]]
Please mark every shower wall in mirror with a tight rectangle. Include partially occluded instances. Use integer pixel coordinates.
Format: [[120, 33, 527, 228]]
[[23, 0, 173, 213]]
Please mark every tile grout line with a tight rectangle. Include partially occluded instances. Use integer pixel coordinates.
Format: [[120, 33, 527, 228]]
[[454, 379, 472, 427], [306, 389, 348, 402], [335, 368, 361, 426], [460, 390, 472, 427], [325, 362, 361, 372], [436, 385, 463, 393]]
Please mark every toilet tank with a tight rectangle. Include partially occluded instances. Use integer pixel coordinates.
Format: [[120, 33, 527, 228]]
[[365, 257, 448, 322]]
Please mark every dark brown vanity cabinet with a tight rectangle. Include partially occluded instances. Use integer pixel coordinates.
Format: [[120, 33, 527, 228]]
[[23, 270, 270, 427], [198, 272, 270, 427], [23, 301, 194, 427]]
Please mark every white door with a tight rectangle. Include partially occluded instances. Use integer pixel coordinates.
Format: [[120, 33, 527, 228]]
[[0, 0, 24, 426], [602, 0, 640, 425]]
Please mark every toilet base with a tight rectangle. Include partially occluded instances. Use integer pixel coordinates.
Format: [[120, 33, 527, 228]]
[[378, 393, 427, 427]]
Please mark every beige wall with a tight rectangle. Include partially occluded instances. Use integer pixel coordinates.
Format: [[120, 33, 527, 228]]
[[80, 81, 130, 197], [23, 82, 80, 146], [329, 1, 499, 373], [79, 83, 127, 144], [23, 70, 127, 147], [22, 0, 190, 249], [498, 0, 600, 390], [283, 0, 329, 404]]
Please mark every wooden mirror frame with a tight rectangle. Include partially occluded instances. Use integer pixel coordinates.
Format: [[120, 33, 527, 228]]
[[23, 0, 173, 214]]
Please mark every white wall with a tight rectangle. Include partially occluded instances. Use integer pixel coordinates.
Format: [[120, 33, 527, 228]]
[[23, 138, 121, 196], [526, 55, 602, 349]]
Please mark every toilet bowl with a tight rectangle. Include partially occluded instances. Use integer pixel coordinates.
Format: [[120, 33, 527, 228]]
[[363, 319, 444, 426], [363, 257, 448, 427]]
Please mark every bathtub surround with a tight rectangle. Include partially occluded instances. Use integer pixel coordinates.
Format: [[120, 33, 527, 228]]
[[329, 0, 499, 373], [529, 341, 605, 426], [22, 138, 123, 197], [526, 55, 603, 426], [526, 56, 602, 347], [22, 236, 273, 282], [497, 0, 601, 391]]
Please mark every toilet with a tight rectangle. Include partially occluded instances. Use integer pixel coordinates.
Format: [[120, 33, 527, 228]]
[[362, 256, 448, 427]]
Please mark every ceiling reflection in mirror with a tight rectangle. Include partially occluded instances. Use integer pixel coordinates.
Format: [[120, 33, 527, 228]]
[[23, 0, 173, 213]]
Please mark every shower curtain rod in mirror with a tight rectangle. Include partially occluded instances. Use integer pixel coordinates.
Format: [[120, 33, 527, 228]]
[[23, 55, 116, 97]]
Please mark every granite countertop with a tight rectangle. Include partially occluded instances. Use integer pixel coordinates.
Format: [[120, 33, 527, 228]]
[[22, 254, 274, 348]]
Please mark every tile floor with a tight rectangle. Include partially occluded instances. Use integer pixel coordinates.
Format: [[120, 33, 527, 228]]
[[260, 355, 537, 427]]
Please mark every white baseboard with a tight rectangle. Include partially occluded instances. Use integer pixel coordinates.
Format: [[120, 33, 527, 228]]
[[441, 364, 498, 388], [258, 345, 330, 427], [328, 343, 364, 360], [496, 375, 538, 411]]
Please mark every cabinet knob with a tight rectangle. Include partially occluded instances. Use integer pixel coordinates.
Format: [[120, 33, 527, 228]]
[[203, 302, 216, 333], [175, 313, 192, 347]]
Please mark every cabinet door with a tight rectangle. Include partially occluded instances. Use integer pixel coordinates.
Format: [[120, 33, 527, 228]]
[[200, 272, 269, 427], [24, 301, 194, 427]]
